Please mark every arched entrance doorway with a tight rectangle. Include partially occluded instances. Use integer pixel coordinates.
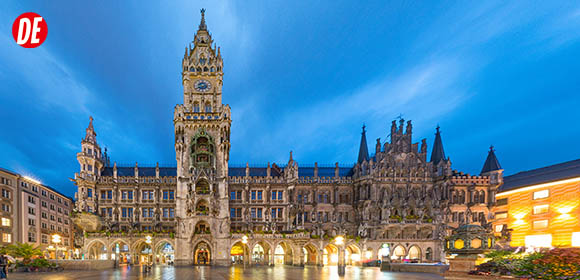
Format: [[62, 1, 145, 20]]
[[392, 245, 406, 261], [86, 241, 107, 260], [156, 242, 175, 265], [303, 243, 318, 265], [274, 242, 293, 265], [111, 241, 130, 264], [378, 243, 390, 261], [193, 242, 211, 265], [408, 245, 421, 262], [230, 241, 249, 265], [345, 244, 361, 265], [134, 242, 152, 264], [323, 244, 338, 266], [426, 247, 433, 261]]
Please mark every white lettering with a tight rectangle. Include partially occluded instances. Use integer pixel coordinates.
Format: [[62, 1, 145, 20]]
[[17, 18, 31, 45]]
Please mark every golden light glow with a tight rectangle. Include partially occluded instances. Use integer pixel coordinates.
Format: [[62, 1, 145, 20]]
[[51, 234, 61, 244], [471, 238, 482, 249], [241, 235, 248, 244], [145, 235, 152, 244], [557, 206, 575, 214], [454, 239, 464, 249], [23, 176, 41, 185], [334, 236, 344, 245], [496, 176, 580, 197]]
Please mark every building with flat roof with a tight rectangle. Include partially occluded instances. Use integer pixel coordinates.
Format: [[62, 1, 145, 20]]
[[493, 159, 580, 248], [0, 167, 75, 259]]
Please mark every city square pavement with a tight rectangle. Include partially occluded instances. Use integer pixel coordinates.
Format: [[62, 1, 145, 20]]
[[4, 265, 445, 280]]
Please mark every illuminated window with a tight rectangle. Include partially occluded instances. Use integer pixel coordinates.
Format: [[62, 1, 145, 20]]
[[525, 234, 551, 248], [532, 220, 548, 229], [494, 224, 504, 232], [2, 233, 11, 243], [572, 232, 580, 247], [533, 190, 549, 200], [533, 205, 549, 215], [495, 212, 508, 219], [1, 218, 10, 227]]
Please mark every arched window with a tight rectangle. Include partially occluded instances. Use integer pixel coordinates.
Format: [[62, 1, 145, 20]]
[[426, 247, 432, 261], [189, 67, 194, 72], [204, 102, 212, 113], [474, 191, 479, 203], [193, 102, 200, 112], [210, 67, 215, 72], [480, 191, 486, 204]]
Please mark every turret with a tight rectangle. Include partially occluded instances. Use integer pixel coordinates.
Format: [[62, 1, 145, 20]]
[[481, 146, 503, 185], [357, 125, 370, 164], [77, 116, 103, 177]]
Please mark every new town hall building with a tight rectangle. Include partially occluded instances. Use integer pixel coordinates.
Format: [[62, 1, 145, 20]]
[[73, 10, 503, 266]]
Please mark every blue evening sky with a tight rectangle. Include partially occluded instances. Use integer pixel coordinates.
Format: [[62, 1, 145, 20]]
[[1, 1, 580, 197]]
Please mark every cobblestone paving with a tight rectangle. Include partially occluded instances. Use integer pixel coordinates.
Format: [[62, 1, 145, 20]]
[[4, 265, 445, 280]]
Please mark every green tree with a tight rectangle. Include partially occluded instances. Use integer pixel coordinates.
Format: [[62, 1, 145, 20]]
[[7, 243, 42, 264]]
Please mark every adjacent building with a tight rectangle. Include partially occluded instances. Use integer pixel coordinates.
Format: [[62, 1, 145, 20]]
[[73, 9, 501, 266], [493, 159, 580, 248], [0, 168, 75, 258]]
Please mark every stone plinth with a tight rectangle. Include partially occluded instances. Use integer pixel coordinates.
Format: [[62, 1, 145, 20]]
[[381, 262, 449, 274], [447, 255, 478, 272], [50, 260, 115, 270]]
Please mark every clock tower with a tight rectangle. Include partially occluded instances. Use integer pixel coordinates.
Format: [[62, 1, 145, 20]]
[[173, 9, 232, 266]]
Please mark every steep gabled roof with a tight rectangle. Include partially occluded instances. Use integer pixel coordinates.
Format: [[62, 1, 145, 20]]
[[481, 146, 502, 174], [430, 126, 446, 164], [357, 125, 370, 164]]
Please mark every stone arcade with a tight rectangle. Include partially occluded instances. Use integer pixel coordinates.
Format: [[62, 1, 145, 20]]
[[72, 10, 503, 266]]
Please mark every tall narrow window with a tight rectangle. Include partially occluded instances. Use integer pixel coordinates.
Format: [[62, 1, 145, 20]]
[[205, 102, 212, 113], [193, 102, 200, 113]]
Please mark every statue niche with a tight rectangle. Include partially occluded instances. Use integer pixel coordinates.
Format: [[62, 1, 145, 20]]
[[190, 129, 216, 168]]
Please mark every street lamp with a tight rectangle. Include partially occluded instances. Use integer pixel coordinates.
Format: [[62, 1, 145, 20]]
[[51, 234, 62, 259], [145, 235, 152, 271], [241, 235, 248, 269], [334, 235, 345, 276]]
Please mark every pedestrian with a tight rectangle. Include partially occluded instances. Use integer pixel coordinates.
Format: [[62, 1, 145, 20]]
[[0, 254, 7, 279]]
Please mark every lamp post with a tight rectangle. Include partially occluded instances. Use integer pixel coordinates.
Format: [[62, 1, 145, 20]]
[[334, 235, 345, 276], [145, 235, 152, 272], [51, 234, 62, 259], [241, 235, 248, 269]]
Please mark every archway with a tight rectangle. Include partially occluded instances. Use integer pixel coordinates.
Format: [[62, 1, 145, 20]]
[[378, 243, 390, 261], [196, 199, 209, 216], [425, 247, 433, 261], [193, 241, 211, 265], [274, 242, 293, 265], [86, 241, 107, 260], [303, 243, 318, 265], [230, 241, 249, 265], [194, 220, 211, 234], [323, 244, 338, 266], [251, 241, 272, 265], [156, 242, 175, 265], [408, 245, 421, 261], [345, 244, 361, 265], [195, 179, 210, 195], [111, 240, 130, 264], [392, 245, 406, 261], [135, 242, 152, 264]]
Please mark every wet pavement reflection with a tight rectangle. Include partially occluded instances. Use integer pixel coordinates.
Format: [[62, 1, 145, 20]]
[[6, 265, 445, 280]]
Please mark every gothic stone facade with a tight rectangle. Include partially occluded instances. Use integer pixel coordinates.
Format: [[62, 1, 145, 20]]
[[73, 10, 503, 266]]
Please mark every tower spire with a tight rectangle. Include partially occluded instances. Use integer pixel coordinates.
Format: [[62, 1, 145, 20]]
[[199, 8, 207, 31], [481, 145, 502, 174], [357, 124, 370, 164], [430, 125, 446, 164]]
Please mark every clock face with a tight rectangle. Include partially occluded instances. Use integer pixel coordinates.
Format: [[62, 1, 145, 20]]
[[194, 80, 212, 92]]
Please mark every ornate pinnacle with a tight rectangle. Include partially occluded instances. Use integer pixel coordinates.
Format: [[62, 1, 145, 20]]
[[199, 8, 207, 31]]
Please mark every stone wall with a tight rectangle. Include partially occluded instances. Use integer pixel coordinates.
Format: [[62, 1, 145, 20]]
[[50, 260, 115, 270]]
